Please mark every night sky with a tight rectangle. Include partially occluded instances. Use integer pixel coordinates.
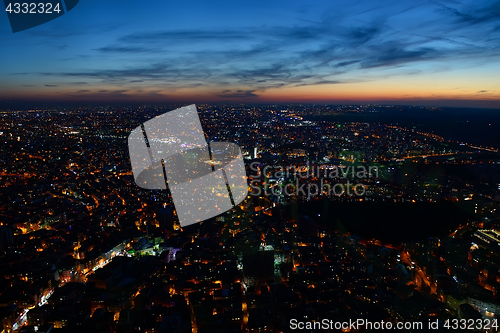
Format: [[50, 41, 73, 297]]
[[1, 0, 499, 107]]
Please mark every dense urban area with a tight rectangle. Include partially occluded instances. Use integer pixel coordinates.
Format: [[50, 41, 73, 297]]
[[0, 104, 499, 332]]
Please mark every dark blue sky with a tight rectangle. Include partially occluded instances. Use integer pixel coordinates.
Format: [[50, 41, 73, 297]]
[[1, 0, 499, 107]]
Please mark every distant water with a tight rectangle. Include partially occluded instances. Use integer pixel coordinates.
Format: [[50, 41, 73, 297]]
[[304, 106, 500, 149]]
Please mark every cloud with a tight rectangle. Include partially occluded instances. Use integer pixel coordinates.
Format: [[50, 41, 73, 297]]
[[60, 88, 169, 102], [45, 84, 58, 87], [294, 80, 344, 87], [437, 0, 500, 26], [119, 29, 250, 44], [96, 46, 155, 53], [347, 26, 382, 46], [334, 60, 361, 68], [360, 46, 442, 68], [214, 89, 258, 99]]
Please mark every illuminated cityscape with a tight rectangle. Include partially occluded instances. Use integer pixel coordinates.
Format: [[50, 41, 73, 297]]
[[0, 104, 499, 332]]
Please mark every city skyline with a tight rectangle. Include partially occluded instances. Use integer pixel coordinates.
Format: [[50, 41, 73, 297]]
[[1, 0, 500, 108]]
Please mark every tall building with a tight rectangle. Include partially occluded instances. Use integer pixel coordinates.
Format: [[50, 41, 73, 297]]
[[242, 251, 274, 287], [158, 205, 174, 233], [0, 303, 18, 333], [0, 228, 13, 249], [494, 184, 500, 202], [298, 215, 317, 239]]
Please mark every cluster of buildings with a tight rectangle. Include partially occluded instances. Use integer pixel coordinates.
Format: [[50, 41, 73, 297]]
[[0, 105, 498, 332]]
